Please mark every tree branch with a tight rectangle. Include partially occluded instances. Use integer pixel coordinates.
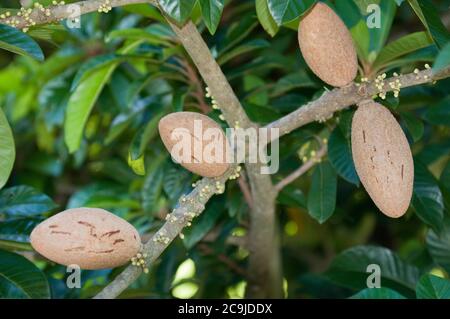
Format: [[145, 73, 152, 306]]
[[12, 0, 450, 300], [266, 67, 450, 140], [94, 166, 237, 299], [2, 0, 153, 30], [167, 19, 283, 299]]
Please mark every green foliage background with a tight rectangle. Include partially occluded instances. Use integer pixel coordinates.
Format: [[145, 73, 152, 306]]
[[1, 0, 450, 299]]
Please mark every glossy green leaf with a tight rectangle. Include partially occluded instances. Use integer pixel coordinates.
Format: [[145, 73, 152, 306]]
[[0, 186, 56, 218], [0, 107, 15, 190], [328, 127, 359, 185], [0, 249, 50, 298], [0, 24, 44, 61], [158, 0, 197, 24], [0, 218, 38, 246], [369, 0, 397, 55], [256, 0, 279, 37], [350, 287, 406, 299], [424, 97, 450, 126], [402, 112, 424, 142], [433, 42, 450, 75], [127, 153, 146, 176], [218, 39, 270, 65], [267, 0, 316, 26], [142, 158, 166, 214], [199, 0, 224, 34], [416, 274, 450, 299], [426, 219, 450, 274], [183, 199, 224, 249], [326, 245, 421, 298], [163, 163, 192, 205], [107, 28, 171, 46], [408, 0, 450, 49], [64, 64, 115, 153], [130, 113, 165, 161], [277, 186, 306, 209], [307, 161, 337, 224], [350, 20, 370, 63], [373, 32, 433, 70], [71, 54, 122, 91], [412, 162, 444, 231]]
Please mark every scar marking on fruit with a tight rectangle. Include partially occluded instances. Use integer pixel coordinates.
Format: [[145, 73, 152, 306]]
[[401, 165, 404, 180], [362, 130, 366, 143], [100, 230, 120, 238], [113, 239, 125, 245], [51, 231, 71, 235], [78, 221, 98, 237], [49, 225, 58, 228], [65, 246, 85, 252], [88, 249, 114, 254]]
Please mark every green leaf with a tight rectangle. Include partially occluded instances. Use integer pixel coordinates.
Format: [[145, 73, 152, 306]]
[[350, 20, 370, 63], [107, 28, 172, 46], [412, 162, 444, 231], [142, 157, 166, 214], [158, 0, 197, 24], [64, 64, 116, 153], [277, 186, 306, 209], [256, 0, 279, 37], [218, 39, 270, 65], [183, 199, 224, 249], [424, 97, 450, 127], [0, 186, 56, 218], [71, 53, 122, 91], [307, 161, 337, 224], [271, 71, 318, 96], [433, 42, 450, 75], [127, 153, 146, 176], [326, 245, 421, 298], [130, 113, 165, 160], [199, 0, 224, 34], [329, 127, 359, 185], [416, 274, 450, 299], [163, 163, 192, 205], [0, 218, 38, 246], [0, 107, 15, 190], [267, 0, 316, 26], [0, 249, 50, 298], [402, 112, 424, 143], [426, 219, 450, 274], [369, 0, 397, 55], [0, 24, 44, 61], [373, 32, 433, 70], [350, 287, 406, 299], [408, 0, 450, 49]]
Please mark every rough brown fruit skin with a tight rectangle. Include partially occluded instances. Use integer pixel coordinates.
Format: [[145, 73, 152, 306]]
[[159, 112, 230, 177], [351, 101, 414, 218], [298, 2, 358, 87], [30, 208, 141, 270]]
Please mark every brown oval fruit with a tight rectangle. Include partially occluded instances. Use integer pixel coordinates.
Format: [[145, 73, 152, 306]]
[[159, 112, 230, 177], [30, 208, 141, 269], [351, 101, 414, 218], [298, 2, 358, 87]]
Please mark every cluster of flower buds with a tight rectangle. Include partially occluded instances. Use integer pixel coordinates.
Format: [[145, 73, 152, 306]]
[[131, 252, 149, 274]]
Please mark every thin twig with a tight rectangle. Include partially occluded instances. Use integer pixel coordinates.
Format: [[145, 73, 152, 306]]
[[237, 174, 254, 210], [275, 145, 328, 192]]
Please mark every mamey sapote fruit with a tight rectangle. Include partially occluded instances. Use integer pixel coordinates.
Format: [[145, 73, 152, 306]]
[[298, 2, 358, 87], [351, 100, 414, 218], [159, 112, 230, 177], [30, 208, 141, 269]]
